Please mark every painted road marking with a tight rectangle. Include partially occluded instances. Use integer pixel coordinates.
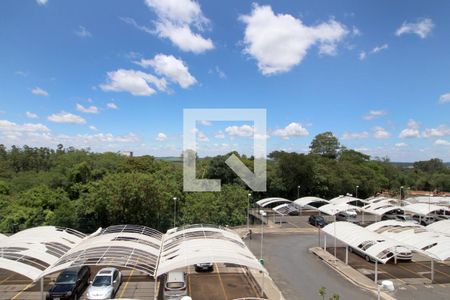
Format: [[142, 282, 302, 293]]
[[11, 282, 34, 300], [215, 263, 228, 300], [118, 269, 135, 298]]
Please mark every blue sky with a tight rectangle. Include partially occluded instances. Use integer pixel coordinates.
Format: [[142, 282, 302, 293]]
[[0, 0, 449, 161]]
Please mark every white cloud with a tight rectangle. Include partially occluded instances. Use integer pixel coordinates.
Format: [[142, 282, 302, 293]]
[[342, 131, 369, 140], [89, 125, 98, 131], [200, 120, 212, 126], [144, 0, 214, 53], [100, 69, 167, 96], [439, 93, 450, 104], [363, 110, 387, 120], [399, 119, 421, 138], [47, 111, 86, 124], [239, 4, 348, 75], [36, 0, 48, 5], [423, 125, 450, 137], [435, 139, 450, 146], [272, 122, 309, 139], [359, 51, 367, 61], [0, 119, 49, 133], [76, 103, 99, 114], [210, 66, 226, 79], [214, 131, 225, 139], [396, 18, 434, 39], [32, 87, 49, 96], [106, 102, 118, 109], [395, 142, 408, 148], [26, 111, 38, 119], [371, 43, 388, 54], [197, 131, 209, 142], [75, 25, 92, 38], [156, 132, 167, 141], [136, 54, 197, 88], [373, 126, 391, 139], [225, 124, 254, 137]]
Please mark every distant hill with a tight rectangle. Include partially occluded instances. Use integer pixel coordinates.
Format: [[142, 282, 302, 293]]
[[391, 162, 450, 168], [155, 156, 183, 163]]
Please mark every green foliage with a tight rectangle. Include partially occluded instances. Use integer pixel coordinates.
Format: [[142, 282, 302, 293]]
[[309, 132, 341, 159]]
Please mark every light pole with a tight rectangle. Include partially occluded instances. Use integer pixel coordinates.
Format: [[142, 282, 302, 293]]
[[400, 186, 404, 207], [173, 197, 177, 228], [259, 210, 267, 261], [297, 185, 301, 199], [333, 214, 337, 263], [355, 185, 359, 198], [247, 193, 252, 232]]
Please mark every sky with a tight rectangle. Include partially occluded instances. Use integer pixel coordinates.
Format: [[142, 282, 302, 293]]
[[0, 0, 449, 161]]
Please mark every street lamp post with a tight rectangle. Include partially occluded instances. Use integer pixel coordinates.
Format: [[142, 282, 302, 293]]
[[400, 186, 404, 207], [247, 193, 252, 232], [355, 185, 359, 198], [173, 197, 177, 228], [259, 210, 267, 261], [297, 185, 301, 199]]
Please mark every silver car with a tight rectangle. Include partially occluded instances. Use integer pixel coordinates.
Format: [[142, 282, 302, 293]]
[[163, 271, 187, 300], [86, 267, 122, 300]]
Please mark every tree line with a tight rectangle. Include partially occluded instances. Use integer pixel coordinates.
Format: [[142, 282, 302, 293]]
[[0, 132, 449, 234]]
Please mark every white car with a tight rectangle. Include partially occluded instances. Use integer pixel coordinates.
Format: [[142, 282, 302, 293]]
[[86, 267, 122, 300]]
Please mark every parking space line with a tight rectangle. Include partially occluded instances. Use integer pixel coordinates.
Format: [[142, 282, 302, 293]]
[[188, 265, 192, 295], [415, 261, 450, 279], [0, 274, 14, 285], [11, 282, 34, 300], [243, 267, 259, 296], [118, 268, 135, 298], [214, 263, 228, 300]]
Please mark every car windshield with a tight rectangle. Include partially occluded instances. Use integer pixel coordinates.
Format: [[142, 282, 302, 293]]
[[92, 275, 111, 287], [56, 272, 77, 284], [167, 282, 184, 289]]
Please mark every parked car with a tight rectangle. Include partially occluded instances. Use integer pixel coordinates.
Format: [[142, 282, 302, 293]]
[[86, 267, 122, 300], [308, 215, 327, 227], [47, 266, 91, 300], [335, 211, 358, 223], [195, 262, 213, 272], [412, 215, 439, 226], [163, 271, 187, 300]]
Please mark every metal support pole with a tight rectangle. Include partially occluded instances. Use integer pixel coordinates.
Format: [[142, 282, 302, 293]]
[[247, 193, 251, 232], [377, 284, 381, 300], [362, 211, 365, 225], [431, 259, 435, 283], [333, 215, 337, 263], [324, 234, 327, 250], [318, 226, 321, 247], [374, 260, 378, 283], [40, 277, 44, 300], [154, 276, 158, 300], [173, 197, 177, 228], [345, 245, 349, 265], [261, 272, 265, 297]]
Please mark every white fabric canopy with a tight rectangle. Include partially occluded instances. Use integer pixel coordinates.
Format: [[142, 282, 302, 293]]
[[367, 220, 450, 261], [403, 203, 450, 216], [427, 220, 450, 236], [322, 222, 411, 264], [272, 203, 298, 216], [329, 196, 368, 207], [293, 197, 329, 209], [318, 203, 358, 216], [256, 197, 291, 208], [362, 202, 404, 216]]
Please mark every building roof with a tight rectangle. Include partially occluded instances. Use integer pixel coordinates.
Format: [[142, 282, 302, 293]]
[[322, 222, 411, 264], [293, 197, 329, 209], [255, 197, 291, 208], [403, 203, 450, 216]]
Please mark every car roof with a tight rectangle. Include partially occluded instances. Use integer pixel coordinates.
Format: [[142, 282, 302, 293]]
[[167, 271, 185, 282], [97, 267, 117, 275], [62, 266, 84, 273]]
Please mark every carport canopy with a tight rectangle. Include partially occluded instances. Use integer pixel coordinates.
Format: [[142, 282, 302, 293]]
[[362, 202, 404, 216], [366, 220, 450, 261], [322, 222, 412, 264], [318, 203, 358, 216], [427, 220, 450, 236], [329, 195, 368, 207], [256, 197, 291, 208], [0, 226, 86, 281], [273, 203, 298, 216], [0, 224, 266, 282], [293, 197, 329, 209], [403, 203, 450, 216]]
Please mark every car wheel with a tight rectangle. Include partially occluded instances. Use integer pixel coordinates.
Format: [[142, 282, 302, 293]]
[[365, 255, 370, 262], [349, 247, 353, 253]]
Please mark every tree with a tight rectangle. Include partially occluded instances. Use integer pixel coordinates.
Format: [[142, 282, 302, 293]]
[[309, 132, 341, 159]]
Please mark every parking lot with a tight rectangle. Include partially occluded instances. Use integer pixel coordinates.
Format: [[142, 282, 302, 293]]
[[0, 263, 261, 300]]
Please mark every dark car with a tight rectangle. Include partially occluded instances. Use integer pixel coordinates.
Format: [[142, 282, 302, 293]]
[[47, 266, 91, 300], [309, 215, 327, 227], [412, 215, 439, 226], [194, 262, 214, 272]]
